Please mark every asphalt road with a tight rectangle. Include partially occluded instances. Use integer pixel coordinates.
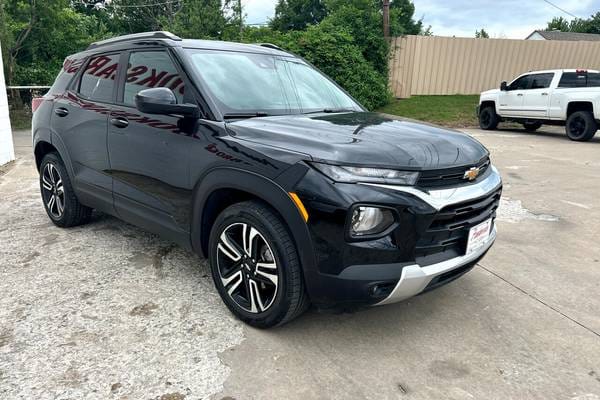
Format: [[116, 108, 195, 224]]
[[0, 126, 599, 400]]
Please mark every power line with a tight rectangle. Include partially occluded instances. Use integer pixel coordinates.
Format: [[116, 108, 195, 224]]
[[539, 0, 579, 19], [88, 0, 182, 9]]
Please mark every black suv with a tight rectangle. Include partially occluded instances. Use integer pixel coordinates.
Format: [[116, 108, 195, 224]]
[[32, 32, 502, 328]]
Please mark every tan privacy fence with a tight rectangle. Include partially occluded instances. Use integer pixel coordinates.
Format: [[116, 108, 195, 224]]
[[389, 35, 600, 98]]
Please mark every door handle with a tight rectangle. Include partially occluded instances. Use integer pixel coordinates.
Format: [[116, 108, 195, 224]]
[[517, 93, 524, 97], [541, 92, 549, 96], [110, 117, 129, 129], [54, 107, 69, 117]]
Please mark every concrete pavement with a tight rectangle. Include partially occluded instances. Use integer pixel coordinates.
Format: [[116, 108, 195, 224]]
[[0, 126, 599, 400]]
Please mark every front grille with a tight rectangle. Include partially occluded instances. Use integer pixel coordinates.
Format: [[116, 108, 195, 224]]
[[415, 188, 502, 264], [418, 157, 490, 188]]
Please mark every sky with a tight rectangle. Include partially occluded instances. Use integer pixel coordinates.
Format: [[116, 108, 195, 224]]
[[242, 0, 599, 39]]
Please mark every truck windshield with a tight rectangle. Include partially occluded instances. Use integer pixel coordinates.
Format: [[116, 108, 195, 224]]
[[185, 49, 362, 116]]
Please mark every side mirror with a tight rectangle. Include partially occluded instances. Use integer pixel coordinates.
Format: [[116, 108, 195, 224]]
[[500, 81, 508, 91], [135, 87, 199, 118]]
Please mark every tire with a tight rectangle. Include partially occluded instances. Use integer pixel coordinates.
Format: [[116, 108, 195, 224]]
[[523, 122, 542, 132], [479, 106, 499, 130], [208, 200, 309, 328], [566, 111, 597, 142], [39, 152, 92, 227]]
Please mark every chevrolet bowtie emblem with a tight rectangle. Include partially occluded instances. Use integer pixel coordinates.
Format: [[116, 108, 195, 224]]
[[463, 167, 481, 181]]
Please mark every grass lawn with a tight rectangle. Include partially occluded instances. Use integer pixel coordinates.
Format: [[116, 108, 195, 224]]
[[378, 95, 479, 128]]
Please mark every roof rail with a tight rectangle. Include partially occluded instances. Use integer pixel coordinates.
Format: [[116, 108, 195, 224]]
[[258, 43, 283, 51], [87, 31, 182, 50]]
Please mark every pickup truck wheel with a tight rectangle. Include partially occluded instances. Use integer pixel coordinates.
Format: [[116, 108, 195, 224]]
[[208, 200, 309, 328], [523, 122, 542, 132], [479, 106, 499, 130], [566, 111, 597, 142]]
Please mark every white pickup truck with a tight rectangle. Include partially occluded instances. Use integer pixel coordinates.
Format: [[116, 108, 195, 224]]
[[478, 69, 600, 141]]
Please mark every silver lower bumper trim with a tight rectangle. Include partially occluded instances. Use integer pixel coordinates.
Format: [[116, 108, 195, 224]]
[[375, 226, 497, 306]]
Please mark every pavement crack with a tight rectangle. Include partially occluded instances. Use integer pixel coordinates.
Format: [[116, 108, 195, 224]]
[[477, 263, 600, 339]]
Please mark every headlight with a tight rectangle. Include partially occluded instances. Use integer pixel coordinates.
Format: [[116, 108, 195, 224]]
[[310, 162, 419, 185], [350, 206, 395, 237]]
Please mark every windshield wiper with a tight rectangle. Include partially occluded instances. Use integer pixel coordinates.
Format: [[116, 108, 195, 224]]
[[223, 112, 270, 119], [303, 108, 356, 115]]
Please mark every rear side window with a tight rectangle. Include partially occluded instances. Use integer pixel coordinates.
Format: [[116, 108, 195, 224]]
[[48, 57, 84, 95], [123, 51, 185, 106], [588, 73, 600, 87], [530, 73, 554, 89], [557, 72, 600, 88], [79, 54, 120, 102]]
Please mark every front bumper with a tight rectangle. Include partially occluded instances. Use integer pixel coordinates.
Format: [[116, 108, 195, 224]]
[[375, 225, 496, 305], [297, 165, 502, 307]]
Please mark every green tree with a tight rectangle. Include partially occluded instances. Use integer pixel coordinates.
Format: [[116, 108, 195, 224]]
[[159, 0, 237, 40], [270, 0, 327, 32], [475, 28, 489, 38], [325, 0, 389, 75], [546, 16, 571, 31], [545, 13, 600, 34], [81, 0, 240, 40], [387, 0, 424, 36], [1, 0, 105, 86]]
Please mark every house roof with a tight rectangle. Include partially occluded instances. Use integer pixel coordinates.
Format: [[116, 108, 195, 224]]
[[526, 30, 600, 41]]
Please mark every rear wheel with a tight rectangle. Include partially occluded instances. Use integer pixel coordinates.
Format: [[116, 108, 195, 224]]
[[208, 201, 309, 328], [566, 111, 597, 142], [523, 122, 542, 132], [39, 152, 92, 227], [479, 106, 499, 130]]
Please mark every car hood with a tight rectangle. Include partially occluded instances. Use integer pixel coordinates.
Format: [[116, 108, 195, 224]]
[[481, 89, 500, 96], [226, 112, 488, 170]]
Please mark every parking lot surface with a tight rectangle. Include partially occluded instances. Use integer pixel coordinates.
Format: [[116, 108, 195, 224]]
[[1, 126, 599, 400]]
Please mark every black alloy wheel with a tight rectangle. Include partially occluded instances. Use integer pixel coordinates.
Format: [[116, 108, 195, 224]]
[[566, 111, 597, 142]]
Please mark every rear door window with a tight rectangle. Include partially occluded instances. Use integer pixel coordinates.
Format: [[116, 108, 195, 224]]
[[79, 53, 120, 102], [123, 51, 185, 106]]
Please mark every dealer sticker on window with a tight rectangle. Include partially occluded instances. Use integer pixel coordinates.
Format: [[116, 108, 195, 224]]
[[466, 219, 493, 255]]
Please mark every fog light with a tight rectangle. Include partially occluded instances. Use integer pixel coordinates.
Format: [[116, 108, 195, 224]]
[[350, 206, 395, 237]]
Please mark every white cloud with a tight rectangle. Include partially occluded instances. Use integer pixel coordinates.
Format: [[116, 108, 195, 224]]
[[242, 0, 276, 24], [414, 0, 598, 39]]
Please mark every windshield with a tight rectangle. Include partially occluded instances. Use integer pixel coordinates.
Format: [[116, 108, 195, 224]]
[[185, 49, 362, 116]]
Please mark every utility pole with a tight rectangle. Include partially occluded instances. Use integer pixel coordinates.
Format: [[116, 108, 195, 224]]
[[383, 0, 390, 38]]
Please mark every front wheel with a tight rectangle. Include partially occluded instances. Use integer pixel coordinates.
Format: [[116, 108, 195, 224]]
[[566, 111, 597, 142], [479, 106, 499, 130], [208, 200, 309, 328]]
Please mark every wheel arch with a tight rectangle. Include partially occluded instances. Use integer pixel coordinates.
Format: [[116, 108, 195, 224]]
[[34, 141, 59, 171], [567, 101, 594, 118], [33, 131, 76, 181], [190, 168, 318, 295], [480, 100, 496, 113]]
